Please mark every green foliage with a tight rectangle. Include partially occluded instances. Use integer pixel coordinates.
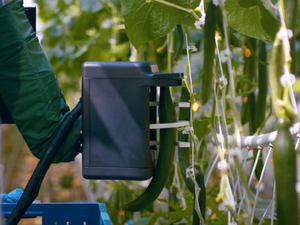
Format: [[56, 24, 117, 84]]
[[35, 0, 300, 224], [120, 0, 200, 49], [158, 197, 194, 224], [193, 117, 233, 140], [193, 118, 210, 140], [35, 0, 128, 95], [225, 0, 279, 42]]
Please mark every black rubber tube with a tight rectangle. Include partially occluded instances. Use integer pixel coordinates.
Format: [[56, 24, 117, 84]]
[[6, 99, 82, 225]]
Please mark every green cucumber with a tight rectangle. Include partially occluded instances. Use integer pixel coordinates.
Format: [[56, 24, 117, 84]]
[[173, 24, 184, 66], [123, 87, 176, 212], [245, 37, 257, 134], [255, 41, 267, 129], [273, 118, 299, 225], [193, 171, 206, 225], [200, 0, 216, 105], [178, 85, 194, 193]]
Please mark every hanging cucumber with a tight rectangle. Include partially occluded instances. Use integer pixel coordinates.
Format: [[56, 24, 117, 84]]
[[200, 0, 216, 105], [178, 85, 194, 193], [246, 37, 257, 134], [240, 38, 257, 127], [256, 41, 267, 129], [173, 24, 184, 66], [273, 118, 299, 225], [193, 171, 206, 225], [240, 57, 249, 125], [123, 87, 176, 212]]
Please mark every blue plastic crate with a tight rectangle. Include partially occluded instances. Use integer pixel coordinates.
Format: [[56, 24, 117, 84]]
[[1, 202, 112, 225]]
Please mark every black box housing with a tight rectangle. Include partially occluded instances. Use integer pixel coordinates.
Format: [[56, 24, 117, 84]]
[[82, 61, 182, 180]]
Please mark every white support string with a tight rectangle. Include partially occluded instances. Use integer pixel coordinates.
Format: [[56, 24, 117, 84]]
[[185, 33, 196, 181], [233, 150, 249, 204], [258, 183, 276, 225], [237, 147, 262, 216], [205, 153, 219, 187], [250, 146, 273, 224], [271, 182, 276, 225], [185, 34, 193, 94]]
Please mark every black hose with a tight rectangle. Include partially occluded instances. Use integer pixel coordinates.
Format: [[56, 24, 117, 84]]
[[6, 99, 82, 225]]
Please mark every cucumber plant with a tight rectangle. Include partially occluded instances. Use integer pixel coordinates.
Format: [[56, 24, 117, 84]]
[[37, 0, 300, 224], [120, 0, 299, 223]]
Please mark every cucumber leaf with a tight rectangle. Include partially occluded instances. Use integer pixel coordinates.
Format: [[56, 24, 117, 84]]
[[168, 204, 193, 224], [120, 0, 200, 49], [225, 0, 279, 42], [193, 119, 210, 140], [193, 117, 233, 140]]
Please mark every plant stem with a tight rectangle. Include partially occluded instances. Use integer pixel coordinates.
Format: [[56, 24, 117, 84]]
[[187, 171, 205, 223], [278, 4, 292, 72], [215, 35, 229, 150], [277, 0, 298, 116], [283, 0, 298, 74], [184, 27, 193, 94], [269, 36, 283, 118], [218, 0, 243, 140], [167, 30, 174, 73], [183, 27, 198, 184]]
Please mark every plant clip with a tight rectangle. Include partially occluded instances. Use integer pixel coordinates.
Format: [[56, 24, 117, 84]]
[[217, 160, 227, 171], [194, 17, 205, 29], [220, 49, 231, 63], [218, 76, 228, 89], [277, 28, 293, 40], [182, 126, 193, 134], [185, 167, 195, 178], [188, 45, 198, 52], [212, 0, 219, 6], [279, 73, 296, 87]]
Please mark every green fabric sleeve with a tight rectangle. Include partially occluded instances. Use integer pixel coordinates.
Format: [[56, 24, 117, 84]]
[[0, 0, 82, 163]]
